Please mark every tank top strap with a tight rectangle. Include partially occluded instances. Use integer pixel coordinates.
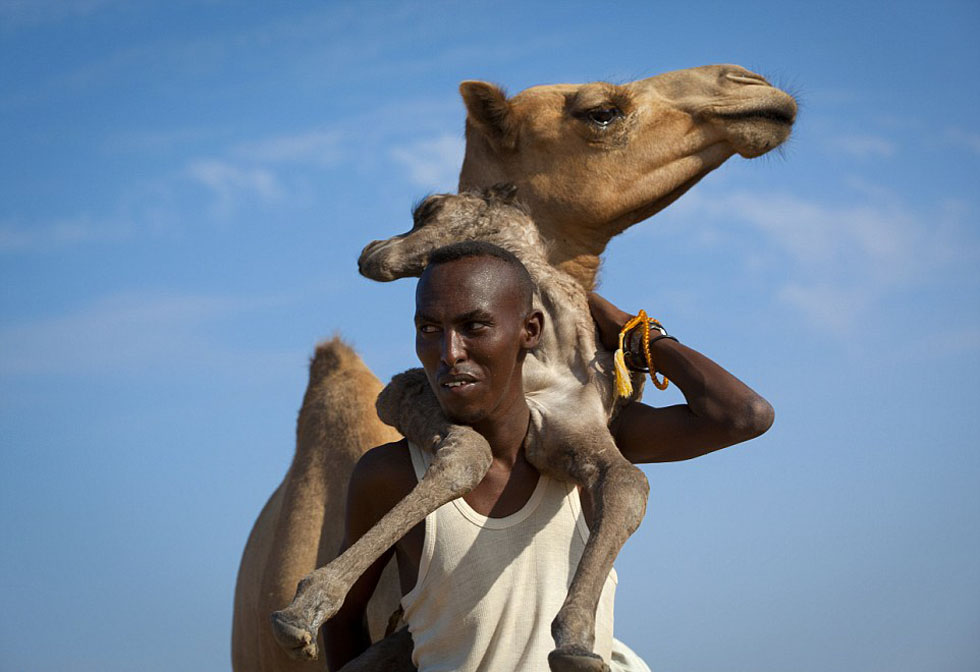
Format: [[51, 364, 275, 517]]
[[407, 441, 431, 481]]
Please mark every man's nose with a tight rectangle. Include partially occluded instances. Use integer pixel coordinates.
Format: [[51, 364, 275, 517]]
[[441, 330, 466, 366]]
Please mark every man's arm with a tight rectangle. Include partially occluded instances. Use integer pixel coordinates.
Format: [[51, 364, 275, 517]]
[[324, 440, 415, 669], [590, 292, 774, 464]]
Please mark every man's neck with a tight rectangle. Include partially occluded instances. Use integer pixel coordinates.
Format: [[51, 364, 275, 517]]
[[471, 397, 531, 466], [465, 395, 539, 519]]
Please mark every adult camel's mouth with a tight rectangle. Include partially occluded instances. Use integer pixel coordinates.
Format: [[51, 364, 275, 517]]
[[714, 107, 796, 126], [712, 99, 797, 158]]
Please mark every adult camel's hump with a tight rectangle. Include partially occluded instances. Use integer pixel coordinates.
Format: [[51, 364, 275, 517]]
[[232, 63, 795, 672]]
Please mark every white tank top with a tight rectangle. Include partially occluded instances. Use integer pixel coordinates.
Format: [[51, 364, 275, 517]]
[[401, 442, 617, 672]]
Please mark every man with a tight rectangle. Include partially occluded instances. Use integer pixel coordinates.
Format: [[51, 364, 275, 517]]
[[326, 241, 773, 671]]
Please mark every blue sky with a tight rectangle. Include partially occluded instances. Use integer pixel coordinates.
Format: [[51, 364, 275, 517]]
[[1, 1, 978, 670]]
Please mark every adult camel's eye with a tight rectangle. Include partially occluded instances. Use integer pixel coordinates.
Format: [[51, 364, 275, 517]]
[[586, 106, 622, 127]]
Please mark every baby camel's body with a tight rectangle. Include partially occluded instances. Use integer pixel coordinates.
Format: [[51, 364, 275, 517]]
[[273, 186, 648, 672]]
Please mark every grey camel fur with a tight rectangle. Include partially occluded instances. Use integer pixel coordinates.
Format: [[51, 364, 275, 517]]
[[272, 185, 650, 672]]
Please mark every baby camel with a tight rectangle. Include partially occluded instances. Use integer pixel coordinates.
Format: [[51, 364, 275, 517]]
[[271, 185, 649, 672]]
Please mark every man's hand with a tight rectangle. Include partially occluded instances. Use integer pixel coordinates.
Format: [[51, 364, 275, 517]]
[[590, 292, 774, 464], [588, 292, 632, 351]]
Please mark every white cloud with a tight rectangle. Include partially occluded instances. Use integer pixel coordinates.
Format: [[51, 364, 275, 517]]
[[669, 187, 978, 333], [186, 159, 284, 216], [777, 283, 873, 336], [389, 133, 464, 191], [829, 134, 897, 159], [0, 291, 296, 377], [931, 327, 980, 355], [0, 0, 119, 28], [691, 190, 968, 281], [0, 216, 132, 252], [3, 96, 463, 255], [232, 130, 344, 166], [944, 127, 980, 156]]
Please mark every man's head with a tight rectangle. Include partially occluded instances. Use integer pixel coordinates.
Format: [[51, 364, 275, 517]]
[[414, 241, 542, 429]]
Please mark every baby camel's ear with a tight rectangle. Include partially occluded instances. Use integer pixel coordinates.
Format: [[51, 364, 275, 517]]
[[486, 182, 518, 204], [460, 81, 517, 150]]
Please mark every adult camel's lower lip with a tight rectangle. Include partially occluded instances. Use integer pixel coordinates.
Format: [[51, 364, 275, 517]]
[[714, 108, 795, 125]]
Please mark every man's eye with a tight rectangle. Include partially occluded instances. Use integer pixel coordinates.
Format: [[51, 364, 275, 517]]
[[465, 321, 488, 332], [418, 325, 439, 334]]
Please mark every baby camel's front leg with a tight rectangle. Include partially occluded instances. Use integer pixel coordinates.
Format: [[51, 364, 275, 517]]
[[270, 370, 491, 660], [530, 421, 649, 672]]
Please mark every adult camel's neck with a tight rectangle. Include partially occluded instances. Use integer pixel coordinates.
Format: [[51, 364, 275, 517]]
[[534, 216, 605, 292], [459, 130, 606, 291]]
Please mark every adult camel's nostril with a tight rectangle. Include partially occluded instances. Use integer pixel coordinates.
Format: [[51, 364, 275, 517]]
[[725, 71, 771, 87]]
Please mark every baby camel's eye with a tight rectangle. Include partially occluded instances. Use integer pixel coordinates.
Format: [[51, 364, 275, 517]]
[[585, 106, 623, 127]]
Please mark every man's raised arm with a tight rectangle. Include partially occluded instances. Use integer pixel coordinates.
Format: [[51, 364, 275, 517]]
[[589, 292, 774, 464]]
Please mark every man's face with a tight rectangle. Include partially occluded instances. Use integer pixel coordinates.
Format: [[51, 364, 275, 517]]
[[414, 255, 539, 429]]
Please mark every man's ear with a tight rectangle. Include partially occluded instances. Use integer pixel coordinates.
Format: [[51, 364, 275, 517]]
[[522, 309, 544, 350], [459, 80, 516, 150]]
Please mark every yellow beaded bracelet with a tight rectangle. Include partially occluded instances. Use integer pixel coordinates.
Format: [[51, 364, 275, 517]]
[[613, 309, 670, 398]]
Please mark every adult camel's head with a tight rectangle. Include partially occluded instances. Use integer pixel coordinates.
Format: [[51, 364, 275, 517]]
[[457, 64, 797, 288]]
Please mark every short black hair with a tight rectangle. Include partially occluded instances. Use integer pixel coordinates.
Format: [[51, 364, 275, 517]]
[[424, 240, 534, 313]]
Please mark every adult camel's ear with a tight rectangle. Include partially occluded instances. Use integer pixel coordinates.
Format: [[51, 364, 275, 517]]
[[459, 81, 516, 150]]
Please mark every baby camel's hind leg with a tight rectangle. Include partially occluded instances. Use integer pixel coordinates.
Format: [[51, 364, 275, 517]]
[[270, 369, 491, 660], [531, 423, 649, 672]]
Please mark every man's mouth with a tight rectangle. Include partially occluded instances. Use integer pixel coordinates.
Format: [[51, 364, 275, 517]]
[[439, 373, 479, 391]]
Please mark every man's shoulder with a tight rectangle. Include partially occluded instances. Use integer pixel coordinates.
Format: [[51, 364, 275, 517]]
[[348, 439, 417, 526], [350, 438, 416, 499]]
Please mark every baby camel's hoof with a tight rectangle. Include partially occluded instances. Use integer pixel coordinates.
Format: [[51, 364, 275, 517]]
[[269, 610, 319, 660], [548, 648, 611, 672]]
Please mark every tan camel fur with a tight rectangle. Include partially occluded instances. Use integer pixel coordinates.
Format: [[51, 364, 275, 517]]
[[273, 185, 651, 672], [231, 64, 796, 672]]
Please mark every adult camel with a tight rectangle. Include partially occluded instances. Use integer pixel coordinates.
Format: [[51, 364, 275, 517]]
[[231, 64, 797, 672]]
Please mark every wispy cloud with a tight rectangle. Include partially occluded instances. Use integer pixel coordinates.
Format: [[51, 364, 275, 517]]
[[0, 0, 120, 29], [4, 92, 464, 254], [777, 283, 873, 334], [0, 290, 297, 377], [694, 190, 968, 275], [180, 128, 351, 217], [232, 129, 344, 166], [668, 187, 979, 334], [944, 127, 980, 156], [389, 133, 464, 191], [931, 326, 980, 355], [0, 215, 132, 252], [186, 159, 284, 217], [829, 134, 897, 159]]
